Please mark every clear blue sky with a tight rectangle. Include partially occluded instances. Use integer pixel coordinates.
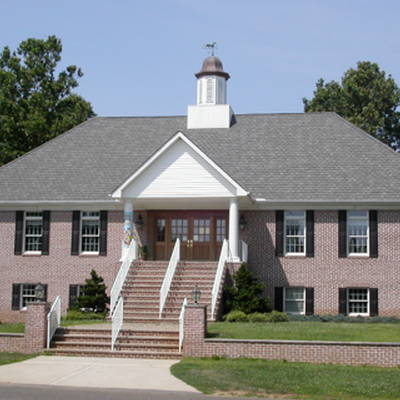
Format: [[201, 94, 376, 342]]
[[0, 0, 399, 117]]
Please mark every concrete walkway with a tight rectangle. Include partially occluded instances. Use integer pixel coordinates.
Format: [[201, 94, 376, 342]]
[[0, 356, 198, 392]]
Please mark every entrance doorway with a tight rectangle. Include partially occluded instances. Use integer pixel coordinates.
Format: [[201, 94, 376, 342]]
[[149, 211, 228, 261]]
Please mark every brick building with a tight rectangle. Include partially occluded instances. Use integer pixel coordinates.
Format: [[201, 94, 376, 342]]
[[1, 55, 400, 322]]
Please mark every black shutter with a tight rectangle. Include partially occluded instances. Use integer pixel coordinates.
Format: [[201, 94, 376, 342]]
[[369, 288, 378, 316], [12, 284, 21, 310], [41, 211, 50, 256], [14, 211, 24, 255], [275, 287, 284, 312], [275, 211, 284, 257], [99, 211, 108, 256], [339, 288, 347, 314], [69, 284, 79, 307], [71, 211, 80, 255], [305, 287, 314, 315], [306, 211, 314, 258], [369, 211, 378, 258], [338, 211, 347, 258]]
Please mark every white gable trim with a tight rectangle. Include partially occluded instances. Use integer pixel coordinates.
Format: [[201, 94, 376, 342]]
[[111, 131, 248, 199]]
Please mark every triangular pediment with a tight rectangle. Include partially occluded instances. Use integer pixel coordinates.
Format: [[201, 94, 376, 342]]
[[112, 132, 247, 199]]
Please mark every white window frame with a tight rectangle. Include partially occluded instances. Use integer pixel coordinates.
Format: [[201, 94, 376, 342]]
[[20, 283, 38, 309], [347, 211, 369, 256], [80, 211, 100, 254], [283, 287, 305, 315], [284, 211, 306, 255], [23, 212, 43, 254], [347, 288, 369, 316]]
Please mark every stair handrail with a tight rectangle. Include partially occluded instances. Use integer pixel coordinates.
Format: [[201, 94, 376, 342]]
[[178, 297, 187, 353], [241, 240, 248, 263], [159, 238, 180, 318], [110, 238, 138, 313], [111, 296, 124, 351], [211, 239, 229, 319], [47, 295, 61, 349]]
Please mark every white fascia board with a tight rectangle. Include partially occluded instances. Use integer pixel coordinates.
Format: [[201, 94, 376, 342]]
[[0, 200, 122, 212], [111, 131, 248, 199]]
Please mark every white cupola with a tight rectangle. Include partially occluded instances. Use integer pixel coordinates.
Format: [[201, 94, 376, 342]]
[[187, 56, 234, 129]]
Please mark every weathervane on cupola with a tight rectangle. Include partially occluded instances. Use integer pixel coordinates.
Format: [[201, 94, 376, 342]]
[[203, 41, 217, 56]]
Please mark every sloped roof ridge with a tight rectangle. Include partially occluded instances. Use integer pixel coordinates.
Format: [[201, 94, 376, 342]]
[[0, 117, 97, 172]]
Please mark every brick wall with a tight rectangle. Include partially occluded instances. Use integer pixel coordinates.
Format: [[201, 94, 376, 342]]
[[1, 208, 400, 322], [183, 304, 400, 368], [239, 210, 400, 317], [0, 210, 134, 322], [0, 334, 25, 353]]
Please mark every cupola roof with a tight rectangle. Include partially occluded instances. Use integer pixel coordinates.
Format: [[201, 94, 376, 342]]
[[195, 56, 230, 80]]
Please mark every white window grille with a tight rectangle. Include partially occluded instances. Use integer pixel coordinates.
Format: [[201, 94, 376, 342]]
[[348, 211, 369, 255], [284, 287, 305, 314], [21, 284, 37, 308], [285, 211, 306, 255], [81, 212, 100, 253], [348, 288, 369, 316], [24, 212, 43, 253]]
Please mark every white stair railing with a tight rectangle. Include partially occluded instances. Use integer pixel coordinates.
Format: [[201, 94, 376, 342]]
[[211, 239, 229, 319], [111, 297, 123, 351], [47, 295, 61, 349], [159, 238, 180, 318], [240, 240, 248, 263], [110, 238, 138, 313], [178, 297, 187, 353]]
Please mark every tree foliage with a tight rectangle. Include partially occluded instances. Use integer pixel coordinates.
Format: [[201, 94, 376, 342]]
[[224, 264, 269, 315], [73, 269, 109, 313], [303, 61, 400, 150], [0, 36, 95, 165]]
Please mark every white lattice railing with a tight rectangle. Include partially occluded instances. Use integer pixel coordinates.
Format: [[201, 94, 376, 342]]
[[240, 240, 248, 263], [110, 239, 138, 313], [178, 297, 187, 353], [111, 297, 123, 351], [47, 295, 61, 349], [159, 238, 180, 318], [211, 239, 229, 319]]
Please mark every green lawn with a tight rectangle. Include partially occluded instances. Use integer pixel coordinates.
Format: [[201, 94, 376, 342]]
[[0, 323, 24, 334], [0, 352, 37, 366], [171, 357, 400, 399], [207, 321, 400, 342]]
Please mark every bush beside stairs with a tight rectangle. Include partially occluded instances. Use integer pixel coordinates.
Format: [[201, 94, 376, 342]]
[[49, 260, 223, 359]]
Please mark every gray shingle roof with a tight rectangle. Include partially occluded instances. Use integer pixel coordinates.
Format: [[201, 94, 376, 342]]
[[1, 112, 400, 203]]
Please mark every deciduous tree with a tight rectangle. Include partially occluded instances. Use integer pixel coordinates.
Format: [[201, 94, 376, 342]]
[[303, 62, 400, 150], [0, 36, 95, 165]]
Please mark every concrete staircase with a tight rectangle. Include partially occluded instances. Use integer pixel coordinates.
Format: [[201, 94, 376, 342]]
[[122, 261, 219, 323], [49, 260, 223, 358], [49, 324, 181, 359]]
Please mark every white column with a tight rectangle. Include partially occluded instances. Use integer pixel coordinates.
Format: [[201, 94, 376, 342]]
[[121, 200, 133, 260], [228, 197, 240, 262]]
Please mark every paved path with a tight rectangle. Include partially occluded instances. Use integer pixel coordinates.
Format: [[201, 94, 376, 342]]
[[0, 356, 198, 393]]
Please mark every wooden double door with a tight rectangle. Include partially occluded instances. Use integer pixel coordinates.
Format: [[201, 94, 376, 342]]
[[150, 211, 228, 261]]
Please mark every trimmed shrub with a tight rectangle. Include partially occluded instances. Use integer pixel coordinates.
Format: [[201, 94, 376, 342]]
[[62, 309, 106, 321], [223, 310, 249, 322], [248, 312, 270, 323], [267, 310, 290, 323]]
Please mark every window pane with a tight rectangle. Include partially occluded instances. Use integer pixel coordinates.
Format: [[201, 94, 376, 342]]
[[216, 219, 226, 242], [285, 301, 304, 313], [285, 287, 305, 300], [285, 211, 305, 254], [171, 219, 188, 242], [348, 289, 369, 315], [24, 212, 43, 252]]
